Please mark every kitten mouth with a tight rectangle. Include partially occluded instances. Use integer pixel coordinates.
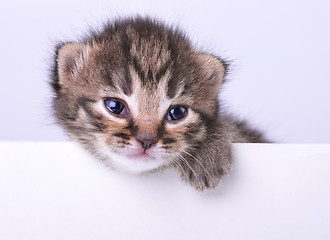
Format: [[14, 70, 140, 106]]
[[127, 152, 155, 161]]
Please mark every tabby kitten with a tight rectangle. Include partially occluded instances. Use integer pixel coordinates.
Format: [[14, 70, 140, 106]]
[[52, 17, 267, 191]]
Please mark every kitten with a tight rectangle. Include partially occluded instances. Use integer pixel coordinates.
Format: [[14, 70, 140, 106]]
[[51, 17, 267, 191]]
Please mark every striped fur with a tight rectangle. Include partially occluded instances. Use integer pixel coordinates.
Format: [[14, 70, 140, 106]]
[[51, 17, 267, 190]]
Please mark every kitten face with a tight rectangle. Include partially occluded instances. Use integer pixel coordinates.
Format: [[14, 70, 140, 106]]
[[52, 18, 226, 174]]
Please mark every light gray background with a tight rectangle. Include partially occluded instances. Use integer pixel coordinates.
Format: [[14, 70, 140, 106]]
[[0, 0, 329, 143]]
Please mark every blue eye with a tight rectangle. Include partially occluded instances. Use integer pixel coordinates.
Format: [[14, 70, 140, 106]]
[[166, 106, 188, 121], [104, 99, 127, 115]]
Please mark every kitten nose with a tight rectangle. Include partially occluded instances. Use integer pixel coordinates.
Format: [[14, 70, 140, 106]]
[[136, 137, 158, 151], [135, 120, 158, 151]]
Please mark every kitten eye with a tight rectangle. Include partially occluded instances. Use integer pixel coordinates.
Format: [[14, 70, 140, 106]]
[[104, 99, 127, 115], [166, 106, 188, 121]]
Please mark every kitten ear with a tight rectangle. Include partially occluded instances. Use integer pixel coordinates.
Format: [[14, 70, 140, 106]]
[[56, 42, 89, 84], [197, 53, 227, 92]]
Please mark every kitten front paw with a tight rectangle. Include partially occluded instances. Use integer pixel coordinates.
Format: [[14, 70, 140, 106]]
[[178, 162, 230, 191], [181, 170, 221, 191], [177, 144, 232, 191]]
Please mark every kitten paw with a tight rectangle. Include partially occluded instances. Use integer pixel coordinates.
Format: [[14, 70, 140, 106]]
[[180, 167, 228, 191]]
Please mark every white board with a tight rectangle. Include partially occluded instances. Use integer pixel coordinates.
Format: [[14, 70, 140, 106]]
[[0, 142, 329, 240]]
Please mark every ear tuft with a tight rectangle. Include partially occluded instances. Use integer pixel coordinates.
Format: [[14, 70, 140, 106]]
[[56, 42, 89, 85], [197, 53, 227, 92]]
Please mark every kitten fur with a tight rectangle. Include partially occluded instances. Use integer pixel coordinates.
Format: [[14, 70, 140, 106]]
[[51, 17, 267, 191]]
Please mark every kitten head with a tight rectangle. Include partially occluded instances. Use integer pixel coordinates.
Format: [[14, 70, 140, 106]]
[[52, 17, 226, 173]]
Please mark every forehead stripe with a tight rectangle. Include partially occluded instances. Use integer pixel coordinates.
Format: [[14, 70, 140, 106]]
[[155, 58, 172, 82], [132, 56, 146, 85], [166, 70, 179, 98], [120, 31, 133, 95]]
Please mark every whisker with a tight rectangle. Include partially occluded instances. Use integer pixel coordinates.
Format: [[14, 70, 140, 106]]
[[171, 157, 189, 180], [177, 153, 203, 189], [182, 149, 216, 185], [177, 154, 197, 178]]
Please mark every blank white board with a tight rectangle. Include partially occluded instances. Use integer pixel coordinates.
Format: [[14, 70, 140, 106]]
[[0, 142, 329, 240]]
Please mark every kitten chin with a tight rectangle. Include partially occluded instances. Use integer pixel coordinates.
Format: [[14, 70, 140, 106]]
[[94, 137, 170, 174], [51, 16, 268, 191]]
